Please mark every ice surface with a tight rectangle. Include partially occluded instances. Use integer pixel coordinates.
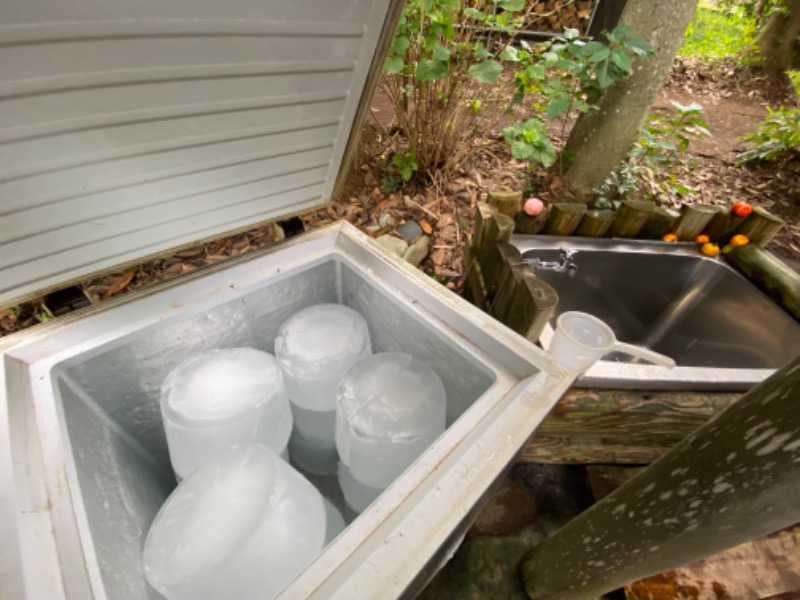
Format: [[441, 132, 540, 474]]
[[288, 428, 339, 476], [336, 352, 446, 489], [274, 304, 372, 413], [338, 462, 383, 514], [161, 348, 292, 479], [143, 445, 327, 600]]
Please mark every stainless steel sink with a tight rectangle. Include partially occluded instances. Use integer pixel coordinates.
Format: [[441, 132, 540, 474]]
[[510, 235, 800, 391]]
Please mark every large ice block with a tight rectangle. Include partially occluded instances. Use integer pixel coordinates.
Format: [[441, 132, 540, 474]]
[[143, 444, 334, 600], [161, 347, 292, 480], [336, 352, 446, 492]]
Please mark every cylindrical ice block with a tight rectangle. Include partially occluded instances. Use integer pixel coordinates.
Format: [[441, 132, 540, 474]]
[[160, 347, 292, 480], [336, 352, 446, 510], [143, 444, 341, 600], [275, 304, 371, 474]]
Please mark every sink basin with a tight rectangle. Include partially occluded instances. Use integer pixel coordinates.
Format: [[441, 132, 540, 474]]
[[510, 235, 800, 391]]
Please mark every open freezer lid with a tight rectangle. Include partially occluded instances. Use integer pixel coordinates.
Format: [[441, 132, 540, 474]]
[[0, 0, 402, 308]]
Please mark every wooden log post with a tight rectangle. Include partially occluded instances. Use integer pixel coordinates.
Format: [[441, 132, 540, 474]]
[[607, 200, 655, 238], [726, 244, 800, 320], [487, 190, 523, 219], [734, 206, 786, 247], [672, 204, 721, 241], [515, 207, 551, 235], [521, 355, 800, 600], [543, 203, 587, 236], [521, 389, 738, 464], [574, 210, 616, 238], [466, 202, 515, 308], [638, 206, 681, 240], [702, 210, 746, 244], [501, 263, 559, 343], [489, 243, 525, 322]]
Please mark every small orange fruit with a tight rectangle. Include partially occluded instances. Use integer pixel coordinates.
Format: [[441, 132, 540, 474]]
[[730, 234, 749, 247], [701, 242, 720, 257], [695, 234, 710, 244], [662, 233, 678, 242]]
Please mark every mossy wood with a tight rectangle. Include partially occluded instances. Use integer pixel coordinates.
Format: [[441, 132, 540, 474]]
[[476, 210, 515, 299], [521, 355, 800, 600], [574, 210, 616, 238], [726, 244, 800, 321], [489, 243, 525, 314], [734, 207, 785, 247], [543, 204, 587, 236], [702, 211, 746, 244], [521, 388, 737, 464], [515, 208, 551, 235], [488, 190, 523, 219], [638, 206, 680, 239], [501, 265, 558, 343], [672, 204, 721, 241], [606, 200, 655, 238], [463, 258, 487, 310]]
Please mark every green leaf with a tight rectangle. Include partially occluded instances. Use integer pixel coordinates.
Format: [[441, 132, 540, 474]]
[[433, 44, 451, 61], [468, 60, 503, 83], [416, 59, 448, 80], [581, 41, 607, 57], [437, 0, 460, 9], [392, 35, 410, 55], [589, 47, 610, 63], [543, 51, 559, 67], [511, 140, 534, 160], [610, 24, 633, 41], [610, 48, 632, 72], [531, 144, 557, 168], [547, 96, 571, 119], [624, 37, 654, 57], [384, 55, 404, 74], [500, 46, 520, 62], [464, 7, 487, 21], [596, 60, 613, 88], [499, 0, 524, 10], [473, 43, 491, 60]]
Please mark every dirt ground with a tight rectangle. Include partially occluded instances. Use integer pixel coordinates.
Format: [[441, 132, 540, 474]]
[[1, 59, 798, 335]]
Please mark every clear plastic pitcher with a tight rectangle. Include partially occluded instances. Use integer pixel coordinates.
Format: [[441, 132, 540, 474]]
[[548, 311, 676, 374]]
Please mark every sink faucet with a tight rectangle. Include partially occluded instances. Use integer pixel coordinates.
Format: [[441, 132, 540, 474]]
[[529, 248, 577, 276]]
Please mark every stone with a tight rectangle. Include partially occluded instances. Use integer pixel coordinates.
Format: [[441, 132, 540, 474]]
[[449, 527, 545, 600], [397, 220, 423, 243], [378, 212, 394, 228], [468, 484, 538, 537], [402, 235, 430, 267], [375, 234, 408, 257]]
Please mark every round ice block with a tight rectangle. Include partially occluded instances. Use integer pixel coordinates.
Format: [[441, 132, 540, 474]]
[[338, 462, 383, 514], [143, 445, 327, 600], [335, 352, 446, 489], [161, 348, 292, 480], [274, 304, 371, 414]]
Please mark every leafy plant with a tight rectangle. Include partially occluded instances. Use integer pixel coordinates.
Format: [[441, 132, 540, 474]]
[[380, 2, 652, 180], [679, 3, 757, 59], [594, 101, 710, 207], [392, 150, 418, 182], [503, 25, 653, 172], [738, 71, 800, 165]]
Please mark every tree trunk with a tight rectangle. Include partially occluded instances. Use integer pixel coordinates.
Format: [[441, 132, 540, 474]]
[[520, 355, 800, 600], [751, 0, 800, 76], [562, 0, 699, 202]]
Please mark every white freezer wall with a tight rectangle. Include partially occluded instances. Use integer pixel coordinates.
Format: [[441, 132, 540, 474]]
[[0, 0, 393, 305]]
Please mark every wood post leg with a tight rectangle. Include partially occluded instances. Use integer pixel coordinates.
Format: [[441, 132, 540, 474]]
[[520, 356, 800, 600]]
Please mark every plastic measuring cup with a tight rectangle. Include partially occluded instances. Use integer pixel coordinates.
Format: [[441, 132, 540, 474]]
[[548, 311, 677, 374]]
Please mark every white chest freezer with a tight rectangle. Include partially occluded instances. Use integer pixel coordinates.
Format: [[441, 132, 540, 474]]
[[0, 1, 573, 598]]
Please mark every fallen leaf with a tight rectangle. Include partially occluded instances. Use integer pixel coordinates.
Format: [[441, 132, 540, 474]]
[[420, 220, 433, 235], [107, 270, 136, 297]]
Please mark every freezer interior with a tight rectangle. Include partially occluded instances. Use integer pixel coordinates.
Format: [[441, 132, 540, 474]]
[[51, 252, 498, 599]]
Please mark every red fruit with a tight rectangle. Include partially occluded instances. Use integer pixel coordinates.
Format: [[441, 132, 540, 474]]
[[524, 197, 545, 216], [731, 201, 753, 217]]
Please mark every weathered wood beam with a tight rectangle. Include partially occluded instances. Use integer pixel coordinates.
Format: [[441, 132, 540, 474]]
[[488, 190, 523, 219], [726, 244, 800, 321], [543, 203, 587, 236], [734, 206, 786, 247], [607, 200, 655, 238], [638, 206, 681, 240], [521, 356, 800, 600], [672, 204, 721, 241], [574, 210, 616, 238], [515, 207, 551, 235], [521, 388, 738, 464]]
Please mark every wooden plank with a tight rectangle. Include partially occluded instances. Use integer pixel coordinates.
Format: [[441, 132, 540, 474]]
[[702, 210, 746, 244], [521, 388, 738, 464], [543, 203, 587, 236], [607, 200, 656, 238], [515, 207, 551, 235], [501, 263, 558, 343], [726, 244, 800, 320], [734, 206, 786, 247], [574, 210, 616, 238], [586, 465, 645, 501], [672, 204, 722, 241], [487, 190, 522, 219], [638, 206, 680, 239]]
